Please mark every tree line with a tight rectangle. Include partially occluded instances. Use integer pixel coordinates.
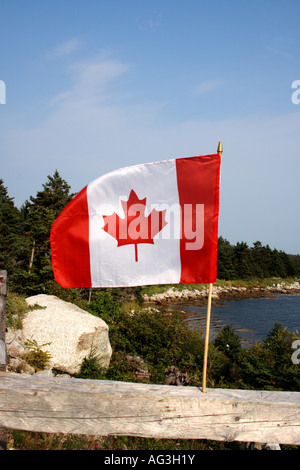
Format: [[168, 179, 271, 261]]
[[217, 237, 298, 280], [0, 171, 299, 295]]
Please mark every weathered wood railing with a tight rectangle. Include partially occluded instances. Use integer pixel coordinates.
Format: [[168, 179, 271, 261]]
[[0, 271, 7, 367], [0, 371, 300, 445], [0, 270, 7, 450]]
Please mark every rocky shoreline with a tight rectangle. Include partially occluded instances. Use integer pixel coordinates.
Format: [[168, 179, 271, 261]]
[[143, 281, 300, 304]]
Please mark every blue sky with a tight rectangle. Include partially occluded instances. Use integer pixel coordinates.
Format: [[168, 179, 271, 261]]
[[1, 0, 300, 254]]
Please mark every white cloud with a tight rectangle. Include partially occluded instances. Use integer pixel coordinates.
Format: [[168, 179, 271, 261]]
[[70, 59, 128, 92], [138, 11, 162, 31], [195, 79, 226, 95], [46, 57, 129, 109]]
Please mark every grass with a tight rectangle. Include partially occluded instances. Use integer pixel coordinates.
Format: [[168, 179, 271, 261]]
[[6, 291, 46, 330], [5, 292, 29, 329], [7, 430, 245, 451]]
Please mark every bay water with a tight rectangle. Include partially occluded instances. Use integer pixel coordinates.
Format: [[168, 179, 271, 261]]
[[179, 294, 300, 347]]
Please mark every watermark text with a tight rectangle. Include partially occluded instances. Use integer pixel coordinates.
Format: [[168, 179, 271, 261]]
[[291, 80, 300, 105], [100, 201, 205, 251], [0, 80, 6, 104], [291, 340, 300, 365]]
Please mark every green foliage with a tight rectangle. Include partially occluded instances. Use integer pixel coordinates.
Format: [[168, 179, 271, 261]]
[[77, 298, 300, 393], [3, 170, 73, 294], [213, 325, 242, 362], [85, 289, 124, 350], [8, 429, 243, 450], [5, 292, 28, 329], [87, 289, 121, 322], [77, 349, 106, 380], [5, 292, 300, 450], [239, 323, 300, 390], [211, 326, 243, 386], [217, 237, 296, 280], [0, 179, 26, 279], [5, 291, 46, 329], [84, 297, 227, 386], [77, 289, 300, 392]]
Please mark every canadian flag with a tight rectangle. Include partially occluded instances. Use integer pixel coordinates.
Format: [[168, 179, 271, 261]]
[[50, 154, 221, 288]]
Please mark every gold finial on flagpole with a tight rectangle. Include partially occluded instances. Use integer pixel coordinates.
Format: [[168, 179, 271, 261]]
[[217, 141, 223, 156]]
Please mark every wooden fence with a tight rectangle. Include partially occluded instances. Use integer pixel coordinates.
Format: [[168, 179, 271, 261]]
[[1, 269, 300, 447], [0, 270, 7, 450], [0, 371, 300, 445]]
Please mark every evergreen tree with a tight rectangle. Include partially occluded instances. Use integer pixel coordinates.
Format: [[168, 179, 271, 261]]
[[217, 237, 236, 280], [251, 241, 266, 278], [240, 323, 300, 390], [233, 241, 255, 279], [213, 325, 242, 362], [260, 244, 274, 277], [20, 170, 73, 293], [269, 248, 287, 277], [277, 250, 295, 277], [290, 254, 300, 276]]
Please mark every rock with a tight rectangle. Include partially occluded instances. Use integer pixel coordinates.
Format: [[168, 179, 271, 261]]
[[126, 355, 145, 365], [24, 294, 112, 375], [8, 357, 35, 375], [245, 442, 281, 450], [262, 443, 281, 450], [7, 357, 21, 372], [135, 367, 151, 381], [6, 338, 27, 358], [6, 327, 28, 359], [125, 355, 151, 382], [144, 281, 300, 304], [34, 369, 55, 377], [164, 366, 191, 386], [21, 362, 36, 375]]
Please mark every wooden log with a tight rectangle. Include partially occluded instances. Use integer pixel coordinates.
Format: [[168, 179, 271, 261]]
[[0, 372, 300, 445], [0, 270, 7, 366], [0, 271, 7, 450]]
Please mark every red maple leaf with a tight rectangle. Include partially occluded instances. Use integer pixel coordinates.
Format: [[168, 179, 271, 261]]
[[102, 190, 168, 262]]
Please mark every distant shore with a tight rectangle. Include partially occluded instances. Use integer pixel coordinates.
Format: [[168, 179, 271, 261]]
[[143, 280, 300, 304]]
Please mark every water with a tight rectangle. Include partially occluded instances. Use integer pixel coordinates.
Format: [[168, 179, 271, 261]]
[[179, 294, 300, 347]]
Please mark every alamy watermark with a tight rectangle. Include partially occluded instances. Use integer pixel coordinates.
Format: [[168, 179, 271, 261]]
[[0, 80, 6, 104], [291, 80, 300, 105], [100, 199, 205, 251]]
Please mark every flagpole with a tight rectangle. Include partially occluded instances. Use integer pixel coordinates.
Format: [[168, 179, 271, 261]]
[[202, 141, 223, 393]]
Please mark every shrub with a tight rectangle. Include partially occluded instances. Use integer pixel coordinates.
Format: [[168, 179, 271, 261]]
[[23, 339, 52, 371], [78, 349, 106, 380], [5, 292, 28, 329], [239, 323, 300, 390], [213, 325, 242, 362]]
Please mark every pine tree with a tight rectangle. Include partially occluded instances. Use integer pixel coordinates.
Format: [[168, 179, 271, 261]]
[[251, 241, 265, 278], [217, 237, 237, 279], [269, 248, 287, 277], [277, 250, 296, 277], [21, 170, 73, 292], [233, 241, 255, 279]]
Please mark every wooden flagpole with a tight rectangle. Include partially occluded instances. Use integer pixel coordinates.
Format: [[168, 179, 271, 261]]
[[202, 141, 223, 393]]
